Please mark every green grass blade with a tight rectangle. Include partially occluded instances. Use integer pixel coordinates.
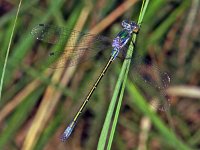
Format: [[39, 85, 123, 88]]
[[106, 1, 150, 149], [97, 58, 128, 150], [0, 0, 23, 102], [106, 59, 131, 150], [97, 1, 150, 149]]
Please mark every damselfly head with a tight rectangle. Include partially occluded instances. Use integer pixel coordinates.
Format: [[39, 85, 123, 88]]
[[121, 20, 140, 34]]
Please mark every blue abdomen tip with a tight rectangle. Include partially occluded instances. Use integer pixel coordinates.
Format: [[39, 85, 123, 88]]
[[60, 122, 76, 142]]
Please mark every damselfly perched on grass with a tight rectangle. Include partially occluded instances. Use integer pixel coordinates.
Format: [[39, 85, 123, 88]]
[[31, 20, 170, 142]]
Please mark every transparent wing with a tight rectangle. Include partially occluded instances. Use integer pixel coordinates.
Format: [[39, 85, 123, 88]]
[[31, 24, 113, 68], [129, 53, 170, 111], [111, 43, 170, 111]]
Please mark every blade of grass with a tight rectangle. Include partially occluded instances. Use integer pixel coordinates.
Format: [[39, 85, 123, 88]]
[[97, 55, 128, 150], [97, 0, 149, 149], [106, 58, 132, 150], [105, 1, 150, 149], [0, 0, 23, 102]]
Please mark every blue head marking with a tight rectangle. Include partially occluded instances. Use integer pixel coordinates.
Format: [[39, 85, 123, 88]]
[[121, 20, 139, 33]]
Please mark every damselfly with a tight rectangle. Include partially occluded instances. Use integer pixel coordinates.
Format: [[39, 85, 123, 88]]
[[31, 20, 170, 142]]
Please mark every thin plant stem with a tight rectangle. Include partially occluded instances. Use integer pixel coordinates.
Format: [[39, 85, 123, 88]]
[[0, 0, 23, 102]]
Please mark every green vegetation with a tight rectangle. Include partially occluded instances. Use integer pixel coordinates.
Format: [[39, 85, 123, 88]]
[[0, 0, 199, 150]]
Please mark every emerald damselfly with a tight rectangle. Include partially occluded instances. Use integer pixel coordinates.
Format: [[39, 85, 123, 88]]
[[31, 20, 170, 141]]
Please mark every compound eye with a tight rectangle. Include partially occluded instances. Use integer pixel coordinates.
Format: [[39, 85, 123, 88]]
[[133, 25, 139, 33], [121, 20, 129, 28]]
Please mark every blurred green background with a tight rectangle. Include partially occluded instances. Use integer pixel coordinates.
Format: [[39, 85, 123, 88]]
[[0, 0, 199, 150]]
